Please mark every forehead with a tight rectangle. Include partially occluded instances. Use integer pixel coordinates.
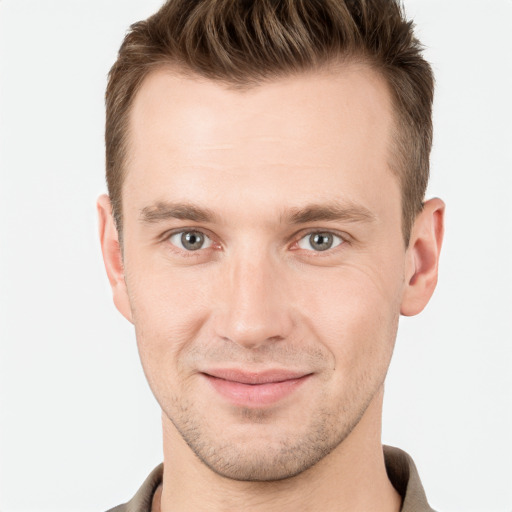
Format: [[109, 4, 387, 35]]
[[128, 63, 394, 157], [124, 64, 398, 224]]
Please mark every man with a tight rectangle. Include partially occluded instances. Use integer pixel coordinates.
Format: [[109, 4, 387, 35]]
[[98, 0, 444, 510]]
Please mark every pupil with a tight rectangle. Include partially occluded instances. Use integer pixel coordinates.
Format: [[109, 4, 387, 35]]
[[311, 233, 332, 251], [182, 232, 203, 250]]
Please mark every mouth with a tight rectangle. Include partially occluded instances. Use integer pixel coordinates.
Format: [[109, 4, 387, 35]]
[[200, 369, 312, 407]]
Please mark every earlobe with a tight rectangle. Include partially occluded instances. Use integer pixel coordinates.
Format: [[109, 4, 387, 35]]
[[97, 194, 133, 324], [401, 198, 445, 316]]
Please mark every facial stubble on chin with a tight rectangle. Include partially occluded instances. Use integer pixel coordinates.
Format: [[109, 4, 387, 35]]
[[162, 372, 382, 483]]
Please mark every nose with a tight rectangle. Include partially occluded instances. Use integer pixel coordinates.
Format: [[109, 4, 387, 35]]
[[213, 249, 294, 350]]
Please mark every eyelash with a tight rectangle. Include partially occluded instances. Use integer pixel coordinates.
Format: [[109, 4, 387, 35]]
[[161, 228, 349, 257]]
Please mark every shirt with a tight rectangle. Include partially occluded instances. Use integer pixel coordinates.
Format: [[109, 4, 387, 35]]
[[106, 445, 435, 512]]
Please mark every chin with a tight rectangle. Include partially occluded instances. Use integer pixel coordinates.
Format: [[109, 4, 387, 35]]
[[168, 400, 363, 482], [196, 442, 333, 482]]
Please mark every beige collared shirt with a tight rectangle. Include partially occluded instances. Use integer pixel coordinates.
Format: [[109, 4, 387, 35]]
[[106, 445, 435, 512]]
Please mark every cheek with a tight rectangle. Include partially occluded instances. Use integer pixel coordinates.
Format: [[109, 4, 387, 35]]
[[125, 266, 216, 411], [125, 262, 211, 374], [293, 261, 403, 370]]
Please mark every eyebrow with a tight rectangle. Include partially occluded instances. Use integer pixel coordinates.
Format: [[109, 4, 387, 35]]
[[285, 202, 376, 225], [138, 200, 376, 226], [139, 202, 218, 224]]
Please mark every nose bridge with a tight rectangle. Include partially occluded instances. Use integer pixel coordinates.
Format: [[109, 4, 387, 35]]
[[215, 243, 292, 348]]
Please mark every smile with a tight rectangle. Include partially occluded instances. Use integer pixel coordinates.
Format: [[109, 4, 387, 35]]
[[201, 369, 312, 407]]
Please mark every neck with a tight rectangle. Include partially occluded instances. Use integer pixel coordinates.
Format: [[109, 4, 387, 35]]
[[157, 388, 401, 512]]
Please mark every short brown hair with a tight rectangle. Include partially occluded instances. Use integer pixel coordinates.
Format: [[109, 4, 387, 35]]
[[106, 0, 434, 245]]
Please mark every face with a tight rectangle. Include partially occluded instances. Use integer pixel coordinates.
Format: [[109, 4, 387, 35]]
[[115, 65, 410, 481]]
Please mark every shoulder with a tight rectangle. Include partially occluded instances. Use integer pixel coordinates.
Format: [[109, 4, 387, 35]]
[[105, 464, 163, 512]]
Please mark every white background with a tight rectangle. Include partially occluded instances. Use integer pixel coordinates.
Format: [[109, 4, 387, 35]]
[[0, 1, 511, 510]]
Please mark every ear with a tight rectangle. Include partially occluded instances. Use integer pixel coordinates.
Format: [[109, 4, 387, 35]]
[[401, 198, 445, 316], [97, 194, 133, 323]]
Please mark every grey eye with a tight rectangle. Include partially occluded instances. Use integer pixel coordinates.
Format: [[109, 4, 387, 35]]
[[169, 231, 212, 251], [297, 232, 343, 252]]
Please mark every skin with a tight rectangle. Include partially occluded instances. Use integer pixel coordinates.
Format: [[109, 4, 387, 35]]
[[98, 63, 444, 512]]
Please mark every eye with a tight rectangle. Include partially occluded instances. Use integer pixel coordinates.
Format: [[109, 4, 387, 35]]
[[297, 232, 344, 252], [169, 230, 212, 251]]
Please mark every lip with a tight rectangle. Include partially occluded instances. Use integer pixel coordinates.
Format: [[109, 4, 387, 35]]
[[201, 369, 312, 407]]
